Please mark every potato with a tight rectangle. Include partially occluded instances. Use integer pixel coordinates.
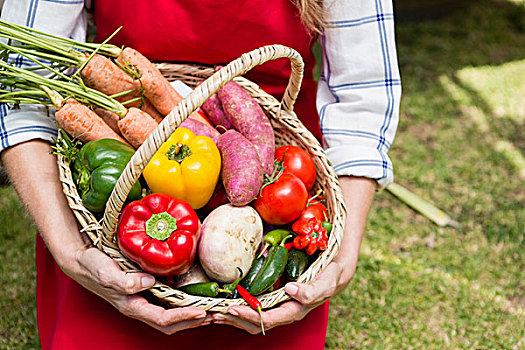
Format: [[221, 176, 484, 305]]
[[198, 204, 263, 283]]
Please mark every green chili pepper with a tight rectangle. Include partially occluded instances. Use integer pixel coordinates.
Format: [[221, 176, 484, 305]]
[[286, 248, 309, 281], [178, 282, 231, 297], [322, 221, 333, 236], [257, 229, 293, 259], [223, 267, 244, 297], [249, 235, 292, 295], [240, 256, 265, 291]]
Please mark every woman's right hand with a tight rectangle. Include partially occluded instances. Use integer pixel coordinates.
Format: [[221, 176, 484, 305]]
[[62, 243, 211, 334], [2, 140, 211, 335]]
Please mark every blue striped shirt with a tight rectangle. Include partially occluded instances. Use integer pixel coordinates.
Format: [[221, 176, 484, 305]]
[[0, 0, 401, 187]]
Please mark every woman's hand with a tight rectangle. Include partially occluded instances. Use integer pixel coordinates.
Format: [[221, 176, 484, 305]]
[[2, 140, 211, 334], [65, 243, 211, 334], [212, 176, 376, 334]]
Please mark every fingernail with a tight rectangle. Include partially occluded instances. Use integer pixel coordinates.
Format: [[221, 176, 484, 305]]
[[228, 308, 239, 316], [285, 283, 298, 296], [141, 276, 155, 288], [193, 313, 206, 319]]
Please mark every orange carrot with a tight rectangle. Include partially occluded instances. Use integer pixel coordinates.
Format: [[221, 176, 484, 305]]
[[93, 107, 121, 135], [141, 98, 164, 123], [80, 54, 142, 108], [117, 47, 181, 116], [55, 99, 128, 144], [117, 107, 159, 149]]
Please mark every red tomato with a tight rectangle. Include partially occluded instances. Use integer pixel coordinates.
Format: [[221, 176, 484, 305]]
[[275, 145, 316, 191], [253, 173, 308, 225], [299, 200, 328, 222]]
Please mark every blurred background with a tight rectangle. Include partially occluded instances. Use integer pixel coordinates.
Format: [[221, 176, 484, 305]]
[[0, 0, 524, 348]]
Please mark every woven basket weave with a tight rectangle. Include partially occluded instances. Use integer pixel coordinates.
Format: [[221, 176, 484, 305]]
[[57, 45, 346, 312]]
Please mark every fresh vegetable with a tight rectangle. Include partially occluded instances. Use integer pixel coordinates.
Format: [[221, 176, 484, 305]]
[[198, 204, 263, 283], [218, 81, 275, 174], [322, 221, 333, 235], [178, 282, 231, 297], [143, 127, 221, 209], [236, 285, 265, 335], [239, 256, 265, 291], [292, 217, 329, 256], [223, 267, 244, 295], [253, 161, 308, 225], [116, 193, 201, 276], [298, 199, 328, 222], [275, 145, 317, 190], [73, 138, 142, 213], [201, 93, 233, 131], [172, 262, 211, 288], [179, 117, 221, 144], [201, 183, 229, 214], [217, 130, 264, 206], [286, 248, 309, 281], [257, 229, 293, 259], [117, 107, 159, 149], [56, 98, 128, 144], [249, 236, 291, 295], [117, 47, 183, 116]]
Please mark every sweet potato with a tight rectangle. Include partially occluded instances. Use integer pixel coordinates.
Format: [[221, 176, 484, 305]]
[[217, 130, 263, 206], [201, 93, 233, 131], [179, 118, 220, 144], [218, 81, 275, 174]]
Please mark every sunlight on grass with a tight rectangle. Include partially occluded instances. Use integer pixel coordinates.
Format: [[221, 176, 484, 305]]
[[440, 60, 525, 179]]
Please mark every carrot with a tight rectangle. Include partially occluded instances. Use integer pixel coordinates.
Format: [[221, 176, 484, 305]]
[[93, 107, 121, 135], [141, 98, 163, 123], [80, 54, 142, 108], [117, 107, 159, 149], [55, 99, 128, 144], [117, 47, 181, 116]]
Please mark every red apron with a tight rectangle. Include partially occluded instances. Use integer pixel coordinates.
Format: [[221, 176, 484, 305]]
[[37, 1, 326, 349]]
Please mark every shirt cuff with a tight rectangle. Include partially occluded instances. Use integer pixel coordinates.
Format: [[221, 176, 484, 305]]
[[0, 104, 58, 154], [326, 143, 394, 188]]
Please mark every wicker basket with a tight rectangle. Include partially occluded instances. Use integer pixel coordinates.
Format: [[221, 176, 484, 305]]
[[57, 45, 346, 312]]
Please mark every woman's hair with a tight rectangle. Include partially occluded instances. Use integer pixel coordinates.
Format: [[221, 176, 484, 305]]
[[292, 0, 327, 35]]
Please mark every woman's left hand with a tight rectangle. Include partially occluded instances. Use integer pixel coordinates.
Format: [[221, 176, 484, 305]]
[[212, 176, 377, 334], [212, 259, 349, 334]]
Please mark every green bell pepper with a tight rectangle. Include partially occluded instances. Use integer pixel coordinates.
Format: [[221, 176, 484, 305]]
[[73, 139, 142, 213]]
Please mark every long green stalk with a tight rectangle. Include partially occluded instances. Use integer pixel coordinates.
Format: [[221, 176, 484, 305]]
[[385, 183, 459, 227], [0, 19, 121, 58], [0, 60, 127, 116]]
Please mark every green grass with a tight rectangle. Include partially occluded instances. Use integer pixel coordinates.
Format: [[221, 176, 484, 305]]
[[1, 0, 524, 348]]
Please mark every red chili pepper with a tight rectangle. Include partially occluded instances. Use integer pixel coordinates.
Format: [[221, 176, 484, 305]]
[[284, 242, 294, 250], [236, 285, 265, 335], [292, 216, 329, 255]]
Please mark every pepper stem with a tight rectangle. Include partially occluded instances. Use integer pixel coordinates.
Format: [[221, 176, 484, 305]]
[[257, 307, 265, 336], [145, 212, 177, 241], [166, 143, 192, 163]]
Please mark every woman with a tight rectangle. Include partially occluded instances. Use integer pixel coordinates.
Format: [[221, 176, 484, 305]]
[[0, 0, 400, 348]]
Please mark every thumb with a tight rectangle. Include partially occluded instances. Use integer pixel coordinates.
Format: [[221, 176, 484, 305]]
[[121, 273, 156, 295], [284, 263, 342, 305], [284, 281, 326, 306]]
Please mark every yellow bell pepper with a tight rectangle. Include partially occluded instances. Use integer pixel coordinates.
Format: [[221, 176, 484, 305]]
[[143, 127, 221, 209]]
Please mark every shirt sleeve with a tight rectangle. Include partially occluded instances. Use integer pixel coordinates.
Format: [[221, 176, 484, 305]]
[[0, 0, 87, 153], [318, 0, 401, 188]]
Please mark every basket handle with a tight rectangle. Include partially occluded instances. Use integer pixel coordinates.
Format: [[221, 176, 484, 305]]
[[101, 44, 304, 242]]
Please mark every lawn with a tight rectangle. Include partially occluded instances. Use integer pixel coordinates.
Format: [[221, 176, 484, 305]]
[[1, 0, 524, 348]]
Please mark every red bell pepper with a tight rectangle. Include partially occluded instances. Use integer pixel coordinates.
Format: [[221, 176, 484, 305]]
[[117, 193, 201, 276], [292, 217, 328, 255]]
